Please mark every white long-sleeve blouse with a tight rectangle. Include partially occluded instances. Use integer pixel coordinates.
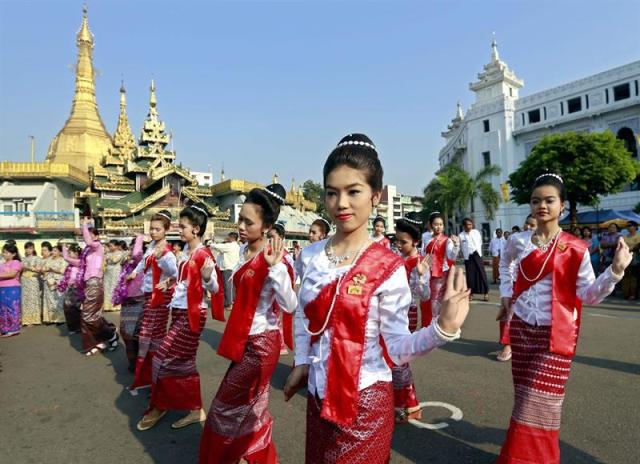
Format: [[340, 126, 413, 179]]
[[295, 240, 453, 399], [499, 231, 622, 326], [133, 241, 178, 293]]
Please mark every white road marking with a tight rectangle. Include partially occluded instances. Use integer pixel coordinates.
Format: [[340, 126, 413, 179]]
[[408, 401, 463, 430]]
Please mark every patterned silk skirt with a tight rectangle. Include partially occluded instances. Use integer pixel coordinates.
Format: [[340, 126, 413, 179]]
[[150, 307, 206, 411], [305, 381, 395, 464], [199, 329, 281, 464], [62, 286, 81, 332], [0, 286, 21, 335], [80, 278, 116, 351], [20, 275, 42, 325], [42, 283, 65, 324], [131, 291, 171, 389], [497, 316, 573, 464], [119, 295, 145, 372]]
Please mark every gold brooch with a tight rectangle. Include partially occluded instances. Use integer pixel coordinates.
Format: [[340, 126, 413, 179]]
[[246, 269, 255, 277], [347, 274, 367, 295], [557, 242, 567, 252]]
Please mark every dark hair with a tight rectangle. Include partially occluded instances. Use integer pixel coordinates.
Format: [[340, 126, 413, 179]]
[[531, 173, 566, 202], [68, 243, 81, 255], [373, 216, 386, 228], [245, 183, 286, 228], [228, 232, 239, 241], [581, 226, 592, 236], [180, 203, 210, 237], [311, 218, 330, 236], [628, 221, 638, 228], [512, 225, 521, 233], [88, 227, 99, 237], [395, 213, 422, 242], [54, 244, 63, 253], [429, 212, 444, 226], [463, 217, 473, 225], [118, 240, 128, 251], [108, 239, 119, 247], [323, 133, 383, 192], [2, 243, 21, 261], [496, 228, 503, 234], [150, 210, 172, 230], [608, 223, 619, 231], [41, 241, 53, 251], [25, 241, 37, 256], [271, 223, 286, 238]]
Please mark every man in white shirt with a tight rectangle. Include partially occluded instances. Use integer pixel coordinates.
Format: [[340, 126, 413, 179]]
[[420, 221, 433, 255], [210, 232, 240, 310], [489, 228, 506, 284], [459, 218, 489, 301]]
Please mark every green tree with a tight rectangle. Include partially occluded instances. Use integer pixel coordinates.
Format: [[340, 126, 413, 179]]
[[634, 202, 640, 214], [422, 163, 501, 231], [508, 131, 640, 225], [302, 179, 327, 219]]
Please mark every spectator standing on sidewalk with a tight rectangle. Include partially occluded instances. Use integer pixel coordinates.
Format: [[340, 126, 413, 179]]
[[489, 229, 506, 285], [210, 232, 240, 311]]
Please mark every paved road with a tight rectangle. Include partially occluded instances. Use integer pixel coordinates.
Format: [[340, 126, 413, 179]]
[[1, 288, 638, 464]]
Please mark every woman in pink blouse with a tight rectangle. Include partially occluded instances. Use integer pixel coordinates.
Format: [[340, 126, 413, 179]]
[[0, 243, 23, 337], [63, 218, 118, 355]]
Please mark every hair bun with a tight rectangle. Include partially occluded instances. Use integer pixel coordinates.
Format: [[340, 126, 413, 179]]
[[265, 183, 286, 206], [157, 209, 172, 220], [336, 133, 378, 156], [191, 203, 211, 217], [404, 212, 422, 225]]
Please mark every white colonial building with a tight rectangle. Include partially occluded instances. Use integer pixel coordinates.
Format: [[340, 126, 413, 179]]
[[438, 38, 640, 239]]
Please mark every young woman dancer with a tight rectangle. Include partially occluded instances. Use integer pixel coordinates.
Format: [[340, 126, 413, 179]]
[[137, 204, 223, 431], [63, 219, 118, 355], [41, 244, 67, 324], [371, 216, 391, 248], [421, 212, 460, 328], [199, 183, 297, 464], [309, 218, 331, 243], [496, 173, 630, 464], [0, 243, 22, 337], [59, 244, 82, 334], [114, 235, 145, 372], [392, 212, 432, 422], [284, 133, 470, 463], [128, 211, 177, 392]]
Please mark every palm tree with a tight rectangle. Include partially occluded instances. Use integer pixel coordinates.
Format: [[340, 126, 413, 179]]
[[423, 164, 501, 232]]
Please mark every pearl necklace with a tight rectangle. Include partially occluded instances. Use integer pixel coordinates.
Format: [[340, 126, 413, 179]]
[[518, 230, 561, 283], [325, 238, 366, 267]]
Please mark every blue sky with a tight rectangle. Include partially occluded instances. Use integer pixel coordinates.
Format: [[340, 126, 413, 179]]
[[1, 0, 638, 195]]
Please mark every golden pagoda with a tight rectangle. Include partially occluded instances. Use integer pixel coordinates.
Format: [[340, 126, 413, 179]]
[[46, 5, 113, 173]]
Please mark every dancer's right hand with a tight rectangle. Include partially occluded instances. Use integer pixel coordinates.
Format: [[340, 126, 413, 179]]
[[284, 365, 309, 402], [126, 271, 137, 281], [496, 297, 512, 321]]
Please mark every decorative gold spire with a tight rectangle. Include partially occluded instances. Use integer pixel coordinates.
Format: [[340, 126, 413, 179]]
[[455, 101, 464, 120], [111, 81, 136, 159], [46, 5, 112, 173], [139, 79, 172, 165], [272, 172, 279, 184]]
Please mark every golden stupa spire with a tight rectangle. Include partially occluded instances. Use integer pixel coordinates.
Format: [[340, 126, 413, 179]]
[[111, 81, 136, 159], [46, 4, 112, 172]]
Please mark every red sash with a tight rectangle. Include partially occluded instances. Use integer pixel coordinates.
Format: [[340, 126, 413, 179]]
[[217, 252, 293, 362], [404, 254, 420, 280], [304, 242, 403, 426], [273, 252, 295, 350], [512, 232, 586, 357], [145, 243, 174, 307], [425, 235, 452, 279]]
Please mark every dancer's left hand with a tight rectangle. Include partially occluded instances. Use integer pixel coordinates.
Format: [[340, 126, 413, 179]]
[[438, 266, 471, 334], [416, 255, 431, 276], [264, 236, 285, 267], [611, 237, 632, 275], [201, 257, 215, 282]]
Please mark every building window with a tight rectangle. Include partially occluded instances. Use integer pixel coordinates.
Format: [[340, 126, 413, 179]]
[[617, 127, 638, 158], [3, 204, 13, 213], [613, 83, 631, 101], [528, 109, 541, 124], [521, 113, 525, 125], [635, 80, 639, 96], [509, 87, 513, 97], [543, 107, 547, 120], [605, 88, 609, 104], [483, 119, 490, 132], [482, 151, 491, 167], [567, 97, 582, 114], [560, 102, 564, 115], [585, 94, 589, 109]]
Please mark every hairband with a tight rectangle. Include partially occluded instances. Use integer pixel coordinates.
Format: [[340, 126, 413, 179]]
[[191, 205, 208, 215], [404, 217, 422, 225], [430, 211, 441, 216], [318, 217, 331, 227], [264, 188, 286, 205], [157, 212, 171, 221], [336, 140, 377, 151], [535, 173, 563, 184]]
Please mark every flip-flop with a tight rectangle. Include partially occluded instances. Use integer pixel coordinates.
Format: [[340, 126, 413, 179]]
[[496, 351, 512, 362]]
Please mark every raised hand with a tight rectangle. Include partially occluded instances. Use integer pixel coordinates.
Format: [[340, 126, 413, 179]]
[[450, 235, 460, 247], [201, 257, 215, 282], [126, 271, 137, 281], [155, 279, 170, 291], [284, 364, 309, 402], [438, 266, 471, 334], [416, 254, 431, 276], [611, 237, 632, 275], [264, 236, 285, 267]]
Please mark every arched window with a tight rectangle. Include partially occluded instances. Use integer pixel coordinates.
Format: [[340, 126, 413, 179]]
[[617, 127, 638, 158]]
